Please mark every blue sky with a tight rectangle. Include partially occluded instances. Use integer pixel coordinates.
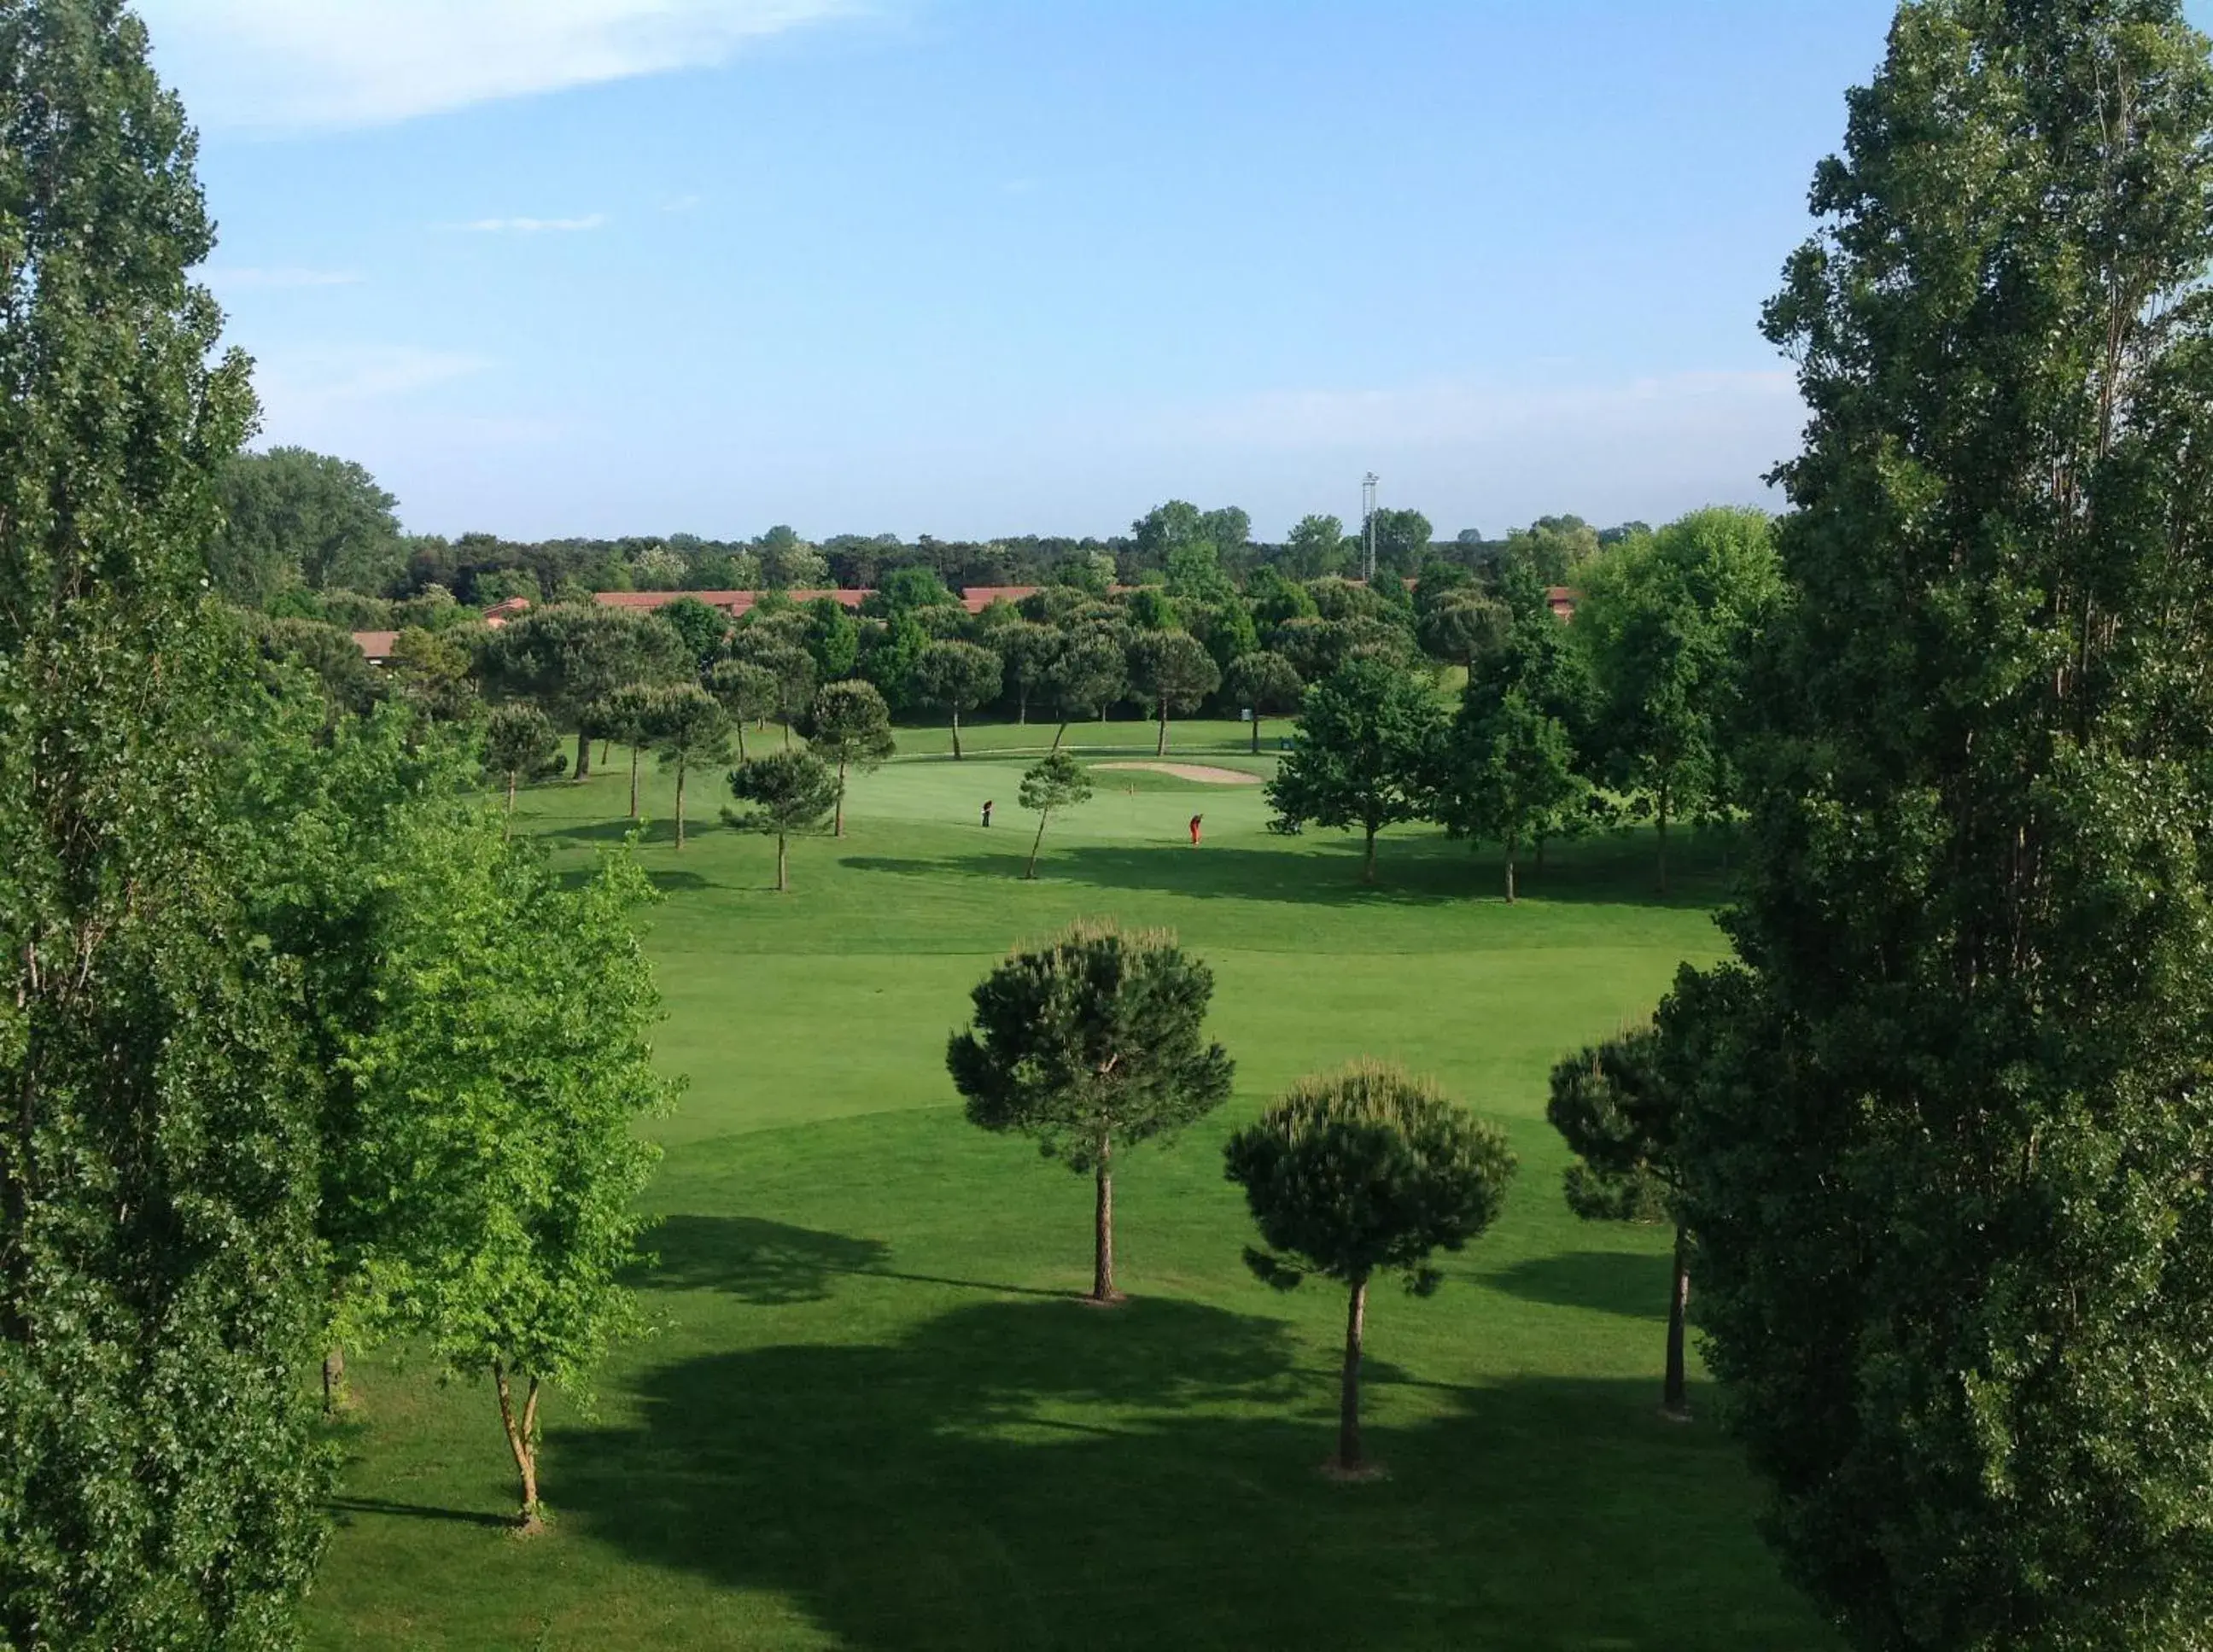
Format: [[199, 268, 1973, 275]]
[[134, 2, 2199, 545]]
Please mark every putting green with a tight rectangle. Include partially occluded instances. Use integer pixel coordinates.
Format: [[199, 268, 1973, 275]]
[[302, 718, 1836, 1651]]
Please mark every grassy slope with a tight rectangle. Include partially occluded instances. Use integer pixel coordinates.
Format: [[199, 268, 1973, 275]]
[[305, 717, 1836, 1651]]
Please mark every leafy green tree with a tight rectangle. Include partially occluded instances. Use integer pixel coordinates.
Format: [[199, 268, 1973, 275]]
[[1268, 659, 1443, 883], [806, 678, 896, 838], [1577, 507, 1778, 893], [647, 684, 732, 851], [594, 681, 664, 820], [1247, 565, 1318, 628], [388, 623, 479, 724], [1282, 513, 1352, 579], [1417, 588, 1510, 672], [948, 923, 1234, 1302], [212, 445, 404, 603], [342, 844, 669, 1530], [1546, 1029, 1690, 1418], [1433, 688, 1585, 902], [1667, 7, 2213, 1646], [990, 620, 1062, 724], [655, 594, 729, 668], [1224, 1062, 1515, 1474], [1498, 515, 1601, 585], [0, 5, 328, 1637], [706, 657, 779, 760], [1361, 506, 1433, 579], [800, 595, 861, 681], [1126, 630, 1222, 756], [725, 750, 841, 891], [1017, 750, 1093, 879], [1223, 651, 1303, 754], [482, 604, 688, 779], [728, 629, 819, 748], [1045, 629, 1127, 748], [484, 702, 559, 832], [249, 614, 386, 718], [914, 639, 1001, 760]]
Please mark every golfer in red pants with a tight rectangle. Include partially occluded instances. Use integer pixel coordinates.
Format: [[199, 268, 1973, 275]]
[[1188, 814, 1203, 846]]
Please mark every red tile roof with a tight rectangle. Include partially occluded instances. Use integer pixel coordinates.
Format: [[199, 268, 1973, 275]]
[[593, 589, 869, 617], [961, 585, 1040, 614], [353, 630, 399, 661]]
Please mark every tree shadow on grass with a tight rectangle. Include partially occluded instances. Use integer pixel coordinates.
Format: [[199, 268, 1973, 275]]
[[844, 835, 1731, 912], [639, 1215, 1089, 1305], [554, 1295, 1827, 1652], [1485, 1249, 1673, 1322], [325, 1495, 512, 1531]]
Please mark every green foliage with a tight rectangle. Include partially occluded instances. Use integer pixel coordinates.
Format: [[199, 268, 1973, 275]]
[[948, 921, 1234, 1299], [805, 679, 896, 835], [387, 623, 480, 724], [1267, 658, 1444, 881], [800, 596, 861, 681], [1125, 630, 1222, 755], [483, 702, 560, 817], [655, 595, 731, 668], [0, 4, 327, 1638], [481, 604, 688, 776], [1361, 507, 1433, 579], [1225, 1060, 1515, 1296], [647, 685, 733, 851], [1015, 750, 1093, 878], [248, 613, 386, 718], [1670, 5, 2213, 1645], [1044, 629, 1127, 730], [1281, 514, 1352, 580], [342, 842, 670, 1526], [705, 657, 780, 757], [1224, 1061, 1514, 1472], [1223, 650, 1303, 752], [1546, 1030, 1674, 1224], [913, 639, 1002, 759], [212, 446, 404, 604], [861, 610, 931, 712], [725, 750, 842, 890], [988, 620, 1062, 722], [1433, 688, 1585, 902]]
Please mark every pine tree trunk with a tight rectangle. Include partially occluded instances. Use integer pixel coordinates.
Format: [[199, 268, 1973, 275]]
[[1092, 1130, 1118, 1302], [493, 1360, 544, 1532], [776, 831, 789, 892], [574, 727, 591, 780], [1363, 824, 1379, 884], [782, 717, 792, 750], [951, 706, 963, 761], [1504, 833, 1517, 904], [674, 760, 686, 851], [1663, 1222, 1691, 1421], [1251, 715, 1261, 755], [1657, 779, 1671, 896], [834, 759, 847, 838], [1026, 810, 1049, 879], [1052, 721, 1068, 753], [1017, 688, 1027, 725], [735, 721, 748, 762], [322, 1346, 346, 1414], [504, 773, 517, 839], [628, 746, 640, 820], [1338, 1275, 1369, 1471], [1155, 698, 1169, 756]]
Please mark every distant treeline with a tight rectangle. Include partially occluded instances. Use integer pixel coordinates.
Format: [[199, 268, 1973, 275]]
[[210, 446, 1650, 619]]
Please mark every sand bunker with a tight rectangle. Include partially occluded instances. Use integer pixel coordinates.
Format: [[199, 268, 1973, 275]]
[[1093, 762, 1265, 785]]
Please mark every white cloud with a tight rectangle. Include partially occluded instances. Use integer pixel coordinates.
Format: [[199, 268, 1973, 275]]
[[460, 215, 607, 234], [135, 0, 861, 132], [204, 266, 365, 290]]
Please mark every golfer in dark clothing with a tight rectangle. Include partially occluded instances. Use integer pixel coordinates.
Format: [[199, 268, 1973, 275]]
[[982, 800, 994, 827]]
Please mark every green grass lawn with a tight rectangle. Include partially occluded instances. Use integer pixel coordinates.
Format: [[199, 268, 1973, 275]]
[[303, 717, 1836, 1651]]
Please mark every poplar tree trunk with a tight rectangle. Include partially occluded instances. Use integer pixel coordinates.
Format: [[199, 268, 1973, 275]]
[[628, 745, 640, 820], [493, 1361, 544, 1532], [1656, 779, 1672, 896], [1338, 1275, 1369, 1471], [833, 760, 847, 837], [1251, 715, 1261, 755], [776, 832, 789, 892], [1154, 698, 1169, 756], [1363, 824, 1379, 884], [1092, 1130, 1118, 1302], [574, 727, 591, 780], [1663, 1223, 1691, 1421], [674, 760, 686, 850], [1026, 809, 1050, 879], [951, 706, 963, 760], [1504, 835, 1517, 904]]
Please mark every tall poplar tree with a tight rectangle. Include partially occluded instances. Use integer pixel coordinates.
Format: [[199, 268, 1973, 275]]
[[1670, 5, 2213, 1647], [0, 3, 327, 1641]]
